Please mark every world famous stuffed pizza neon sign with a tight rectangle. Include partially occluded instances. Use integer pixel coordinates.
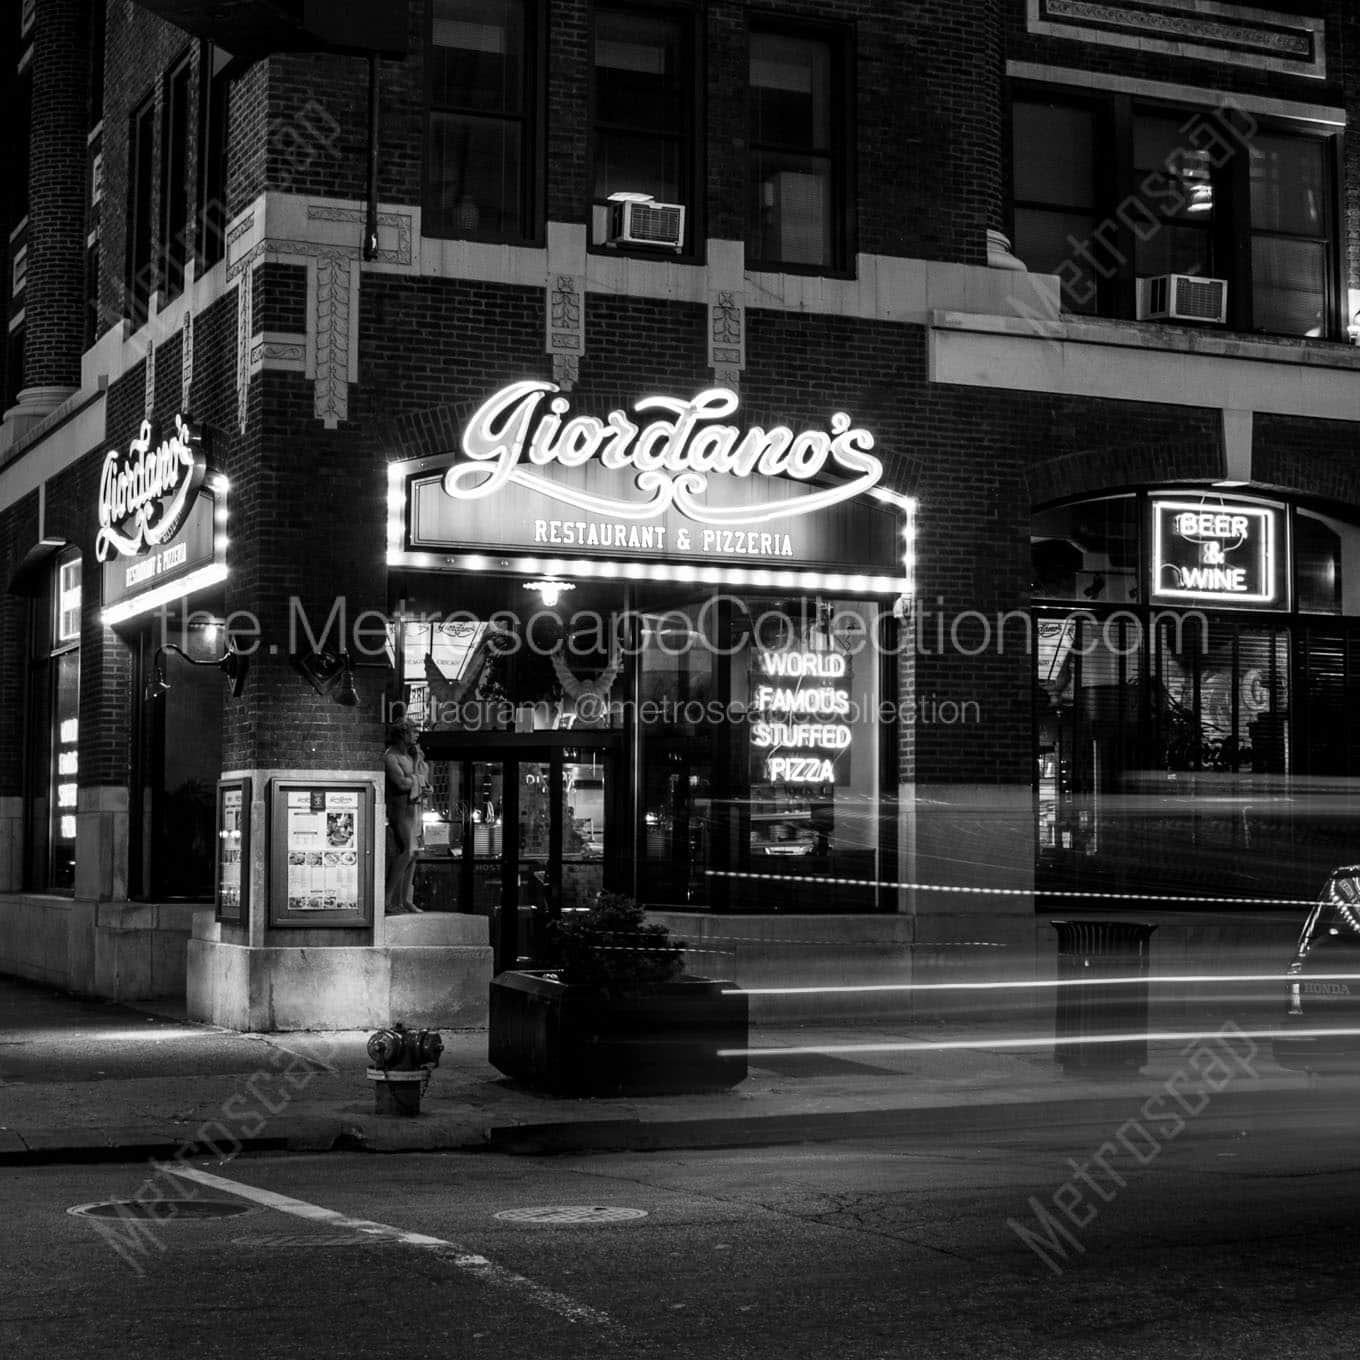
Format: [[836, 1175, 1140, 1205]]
[[441, 381, 883, 524]]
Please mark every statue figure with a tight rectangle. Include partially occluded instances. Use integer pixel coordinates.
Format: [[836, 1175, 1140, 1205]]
[[551, 643, 624, 729], [384, 719, 429, 914]]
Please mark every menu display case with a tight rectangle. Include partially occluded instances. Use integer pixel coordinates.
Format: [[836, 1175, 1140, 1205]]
[[268, 780, 375, 927]]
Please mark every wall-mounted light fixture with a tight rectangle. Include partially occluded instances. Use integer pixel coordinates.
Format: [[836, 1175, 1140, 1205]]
[[145, 641, 250, 701], [290, 648, 374, 706]]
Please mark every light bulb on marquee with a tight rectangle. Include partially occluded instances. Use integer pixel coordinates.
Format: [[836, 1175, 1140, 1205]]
[[524, 579, 575, 608]]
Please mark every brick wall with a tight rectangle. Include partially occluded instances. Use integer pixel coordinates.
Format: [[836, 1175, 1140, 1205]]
[[24, 0, 91, 391]]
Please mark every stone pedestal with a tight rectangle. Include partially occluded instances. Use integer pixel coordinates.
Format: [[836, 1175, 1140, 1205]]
[[187, 911, 494, 1032]]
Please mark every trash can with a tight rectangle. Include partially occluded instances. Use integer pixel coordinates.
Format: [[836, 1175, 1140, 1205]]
[[1051, 920, 1157, 1073]]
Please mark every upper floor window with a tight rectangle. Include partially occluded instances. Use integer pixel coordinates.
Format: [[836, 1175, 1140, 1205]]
[[126, 92, 156, 325], [160, 55, 193, 302], [1011, 90, 1339, 340], [592, 6, 694, 246], [197, 43, 234, 270], [425, 0, 536, 241], [747, 26, 849, 272]]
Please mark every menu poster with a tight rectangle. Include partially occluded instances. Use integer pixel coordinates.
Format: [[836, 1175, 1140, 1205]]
[[285, 790, 361, 913], [215, 779, 251, 924], [269, 781, 374, 927]]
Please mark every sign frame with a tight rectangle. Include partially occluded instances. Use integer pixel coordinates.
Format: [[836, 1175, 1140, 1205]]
[[1149, 497, 1286, 609], [267, 780, 375, 928], [214, 777, 252, 925]]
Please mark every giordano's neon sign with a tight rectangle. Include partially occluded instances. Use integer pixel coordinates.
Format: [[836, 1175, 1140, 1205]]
[[95, 415, 207, 562], [440, 381, 884, 525]]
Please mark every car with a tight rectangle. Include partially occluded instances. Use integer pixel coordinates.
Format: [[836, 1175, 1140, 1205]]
[[1273, 864, 1360, 1071]]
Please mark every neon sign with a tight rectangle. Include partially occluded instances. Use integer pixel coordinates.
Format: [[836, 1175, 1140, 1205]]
[[1151, 499, 1279, 606], [750, 651, 853, 786], [441, 382, 883, 526], [95, 415, 207, 562]]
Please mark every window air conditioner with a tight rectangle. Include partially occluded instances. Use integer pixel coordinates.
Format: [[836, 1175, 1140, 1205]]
[[605, 194, 686, 252], [1136, 274, 1229, 324]]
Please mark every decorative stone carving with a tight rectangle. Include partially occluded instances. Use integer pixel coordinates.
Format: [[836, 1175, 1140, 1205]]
[[709, 289, 746, 388], [1027, 0, 1326, 79], [181, 309, 194, 410]]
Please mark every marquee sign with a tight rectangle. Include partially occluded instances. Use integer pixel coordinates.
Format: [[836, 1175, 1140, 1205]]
[[95, 415, 206, 563], [446, 382, 884, 523], [1151, 499, 1281, 607], [392, 383, 912, 590]]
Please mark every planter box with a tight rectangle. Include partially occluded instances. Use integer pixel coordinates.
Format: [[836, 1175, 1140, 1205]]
[[489, 971, 749, 1097]]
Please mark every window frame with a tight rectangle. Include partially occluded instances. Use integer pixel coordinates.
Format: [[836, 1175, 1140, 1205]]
[[588, 0, 704, 260], [422, 0, 544, 245], [1008, 82, 1345, 341], [745, 16, 855, 277]]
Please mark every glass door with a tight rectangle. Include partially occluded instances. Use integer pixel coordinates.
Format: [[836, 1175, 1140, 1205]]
[[415, 744, 614, 972]]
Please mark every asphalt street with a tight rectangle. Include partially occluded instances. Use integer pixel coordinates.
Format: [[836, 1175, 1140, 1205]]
[[4, 1091, 1360, 1360]]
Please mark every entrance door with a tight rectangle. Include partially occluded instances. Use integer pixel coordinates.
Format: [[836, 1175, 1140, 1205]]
[[416, 744, 613, 972]]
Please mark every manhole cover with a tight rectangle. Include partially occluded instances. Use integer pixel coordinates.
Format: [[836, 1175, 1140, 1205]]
[[68, 1199, 251, 1221], [494, 1205, 648, 1225]]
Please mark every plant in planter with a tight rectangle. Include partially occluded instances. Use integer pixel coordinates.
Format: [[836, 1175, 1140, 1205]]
[[551, 892, 685, 993], [488, 893, 748, 1098]]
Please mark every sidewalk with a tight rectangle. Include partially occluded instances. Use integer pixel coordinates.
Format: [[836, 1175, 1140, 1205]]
[[0, 972, 1350, 1165]]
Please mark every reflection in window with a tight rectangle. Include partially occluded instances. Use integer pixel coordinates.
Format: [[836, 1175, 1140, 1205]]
[[425, 0, 533, 240], [1032, 496, 1139, 603], [1296, 511, 1342, 614], [593, 8, 690, 222], [1011, 99, 1099, 313], [748, 29, 842, 269]]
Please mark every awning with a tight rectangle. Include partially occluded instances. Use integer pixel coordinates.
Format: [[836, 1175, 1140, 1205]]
[[6, 538, 67, 596], [132, 0, 410, 61]]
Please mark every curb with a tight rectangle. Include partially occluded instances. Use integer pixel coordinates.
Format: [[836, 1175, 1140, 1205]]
[[482, 1083, 1360, 1155], [9, 1080, 1360, 1165]]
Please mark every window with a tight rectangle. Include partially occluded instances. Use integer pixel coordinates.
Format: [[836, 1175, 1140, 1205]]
[[160, 56, 192, 301], [25, 553, 81, 894], [197, 43, 234, 270], [747, 27, 848, 271], [592, 6, 693, 244], [1010, 90, 1340, 338], [425, 0, 536, 241], [126, 92, 156, 325]]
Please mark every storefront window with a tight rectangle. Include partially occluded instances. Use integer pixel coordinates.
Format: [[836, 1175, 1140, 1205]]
[[26, 552, 80, 893], [1033, 490, 1360, 901], [398, 579, 626, 732], [395, 576, 893, 915]]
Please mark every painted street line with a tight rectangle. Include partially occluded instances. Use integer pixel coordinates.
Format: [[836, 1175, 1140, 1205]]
[[168, 1166, 616, 1329]]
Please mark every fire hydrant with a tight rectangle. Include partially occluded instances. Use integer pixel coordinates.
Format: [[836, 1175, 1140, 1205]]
[[366, 1022, 444, 1117]]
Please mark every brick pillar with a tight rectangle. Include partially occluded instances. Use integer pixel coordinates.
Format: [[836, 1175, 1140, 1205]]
[[908, 0, 1005, 266], [10, 0, 90, 427]]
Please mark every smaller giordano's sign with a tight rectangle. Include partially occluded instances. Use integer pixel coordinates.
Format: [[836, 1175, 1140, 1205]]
[[749, 649, 854, 786], [397, 382, 907, 584], [97, 415, 218, 614], [95, 415, 207, 563], [1151, 499, 1281, 607]]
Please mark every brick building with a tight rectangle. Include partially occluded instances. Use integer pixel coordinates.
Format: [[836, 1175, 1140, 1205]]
[[0, 0, 1357, 1030]]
